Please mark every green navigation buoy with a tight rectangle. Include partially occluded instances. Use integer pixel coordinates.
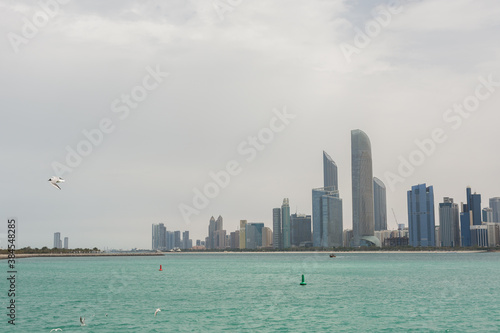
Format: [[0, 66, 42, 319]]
[[300, 274, 307, 286]]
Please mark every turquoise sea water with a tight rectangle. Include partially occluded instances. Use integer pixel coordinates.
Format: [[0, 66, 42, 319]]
[[2, 252, 500, 332]]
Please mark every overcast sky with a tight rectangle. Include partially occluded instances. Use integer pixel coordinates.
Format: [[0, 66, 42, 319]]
[[1, 0, 499, 249]]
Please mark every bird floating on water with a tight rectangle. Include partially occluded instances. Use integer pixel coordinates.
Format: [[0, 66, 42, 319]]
[[80, 316, 85, 326], [48, 176, 65, 190], [154, 308, 161, 317]]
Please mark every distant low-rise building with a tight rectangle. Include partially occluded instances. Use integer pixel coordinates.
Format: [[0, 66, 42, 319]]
[[489, 197, 500, 222], [483, 208, 493, 223], [230, 230, 240, 249], [470, 225, 488, 247], [486, 223, 500, 247], [246, 223, 264, 249], [262, 227, 273, 248], [343, 229, 353, 247]]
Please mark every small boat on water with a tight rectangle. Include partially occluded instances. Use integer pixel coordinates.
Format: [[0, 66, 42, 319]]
[[329, 253, 336, 258]]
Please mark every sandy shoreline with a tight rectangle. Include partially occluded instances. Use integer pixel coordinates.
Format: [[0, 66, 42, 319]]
[[0, 250, 492, 259], [0, 252, 163, 260], [162, 250, 490, 254]]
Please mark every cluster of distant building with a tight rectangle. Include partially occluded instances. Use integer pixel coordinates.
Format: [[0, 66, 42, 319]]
[[409, 184, 500, 247], [152, 129, 500, 250], [151, 225, 192, 251], [53, 232, 69, 249]]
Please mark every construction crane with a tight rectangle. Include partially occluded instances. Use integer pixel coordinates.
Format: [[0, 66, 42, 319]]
[[392, 208, 400, 230], [392, 208, 406, 242]]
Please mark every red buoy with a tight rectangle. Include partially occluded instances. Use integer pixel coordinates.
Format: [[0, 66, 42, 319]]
[[159, 265, 163, 271]]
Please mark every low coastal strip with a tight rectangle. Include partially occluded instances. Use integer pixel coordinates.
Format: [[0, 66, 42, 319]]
[[0, 252, 164, 260]]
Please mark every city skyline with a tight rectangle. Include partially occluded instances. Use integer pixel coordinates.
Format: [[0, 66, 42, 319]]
[[2, 1, 500, 249], [8, 127, 500, 250]]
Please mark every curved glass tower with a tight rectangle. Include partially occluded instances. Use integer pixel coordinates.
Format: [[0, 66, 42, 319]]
[[351, 129, 375, 246], [323, 151, 338, 190]]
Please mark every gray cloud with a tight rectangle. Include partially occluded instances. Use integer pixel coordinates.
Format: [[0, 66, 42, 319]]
[[1, 0, 499, 248]]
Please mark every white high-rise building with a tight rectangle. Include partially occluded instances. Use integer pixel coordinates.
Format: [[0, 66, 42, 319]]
[[439, 197, 460, 247]]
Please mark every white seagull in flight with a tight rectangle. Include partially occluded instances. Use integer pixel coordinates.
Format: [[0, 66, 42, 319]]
[[48, 176, 65, 190], [50, 329, 62, 332], [80, 316, 85, 326], [154, 308, 161, 317]]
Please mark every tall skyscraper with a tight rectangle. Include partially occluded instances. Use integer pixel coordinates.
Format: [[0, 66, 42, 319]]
[[373, 177, 387, 231], [53, 232, 61, 249], [351, 129, 377, 246], [207, 216, 216, 249], [182, 231, 190, 249], [470, 192, 482, 226], [464, 186, 482, 225], [272, 208, 282, 249], [239, 220, 247, 249], [312, 187, 343, 247], [152, 223, 168, 250], [313, 151, 343, 248], [215, 215, 223, 231], [482, 207, 493, 222], [323, 151, 338, 189], [245, 223, 264, 249], [207, 215, 224, 249], [174, 231, 181, 248], [489, 197, 500, 222], [460, 187, 481, 246], [439, 197, 460, 247], [64, 237, 68, 249], [460, 205, 472, 247], [407, 183, 435, 247], [166, 231, 174, 250], [281, 198, 291, 249], [290, 213, 312, 247]]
